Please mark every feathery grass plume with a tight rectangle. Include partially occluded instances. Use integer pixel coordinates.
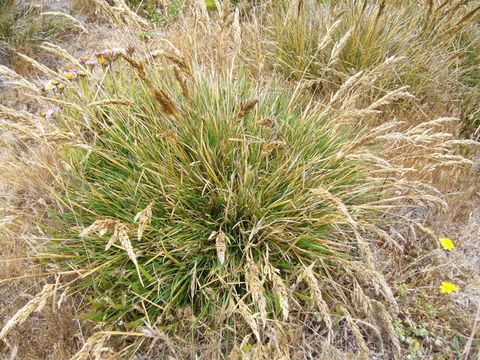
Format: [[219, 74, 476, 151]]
[[69, 333, 109, 360], [0, 104, 41, 126], [310, 187, 356, 227], [0, 64, 39, 93], [245, 257, 267, 327], [0, 284, 55, 340], [173, 66, 191, 99], [343, 308, 369, 360], [234, 98, 258, 121], [133, 202, 153, 241], [300, 264, 332, 332], [236, 299, 261, 343], [14, 52, 59, 78], [38, 42, 85, 69], [209, 230, 227, 265], [269, 265, 289, 321], [121, 53, 182, 120]]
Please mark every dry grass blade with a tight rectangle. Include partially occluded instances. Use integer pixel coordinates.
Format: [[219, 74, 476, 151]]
[[0, 284, 55, 340]]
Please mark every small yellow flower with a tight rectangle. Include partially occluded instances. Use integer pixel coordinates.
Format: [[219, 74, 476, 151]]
[[40, 111, 47, 117], [97, 57, 106, 64], [439, 282, 458, 294], [65, 72, 75, 79], [439, 238, 455, 251]]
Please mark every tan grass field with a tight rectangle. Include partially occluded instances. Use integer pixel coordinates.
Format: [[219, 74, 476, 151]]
[[0, 0, 479, 359]]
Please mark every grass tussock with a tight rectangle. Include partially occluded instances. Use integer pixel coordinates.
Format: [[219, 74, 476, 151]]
[[33, 53, 410, 357]]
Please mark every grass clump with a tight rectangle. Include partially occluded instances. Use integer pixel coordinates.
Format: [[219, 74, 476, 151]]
[[262, 0, 480, 133], [41, 53, 399, 356]]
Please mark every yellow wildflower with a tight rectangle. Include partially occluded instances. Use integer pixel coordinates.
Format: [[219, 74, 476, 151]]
[[439, 238, 455, 251], [439, 282, 458, 294], [97, 57, 106, 64]]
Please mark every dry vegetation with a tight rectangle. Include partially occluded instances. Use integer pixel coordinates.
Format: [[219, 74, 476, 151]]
[[0, 0, 479, 359]]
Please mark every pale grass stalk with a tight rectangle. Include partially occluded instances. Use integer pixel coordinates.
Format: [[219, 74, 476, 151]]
[[0, 65, 39, 93], [40, 12, 89, 33], [0, 284, 55, 340], [87, 99, 135, 107], [37, 96, 86, 113], [39, 42, 85, 70], [14, 53, 59, 78]]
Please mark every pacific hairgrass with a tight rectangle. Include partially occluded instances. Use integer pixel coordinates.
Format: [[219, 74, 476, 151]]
[[29, 53, 404, 356]]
